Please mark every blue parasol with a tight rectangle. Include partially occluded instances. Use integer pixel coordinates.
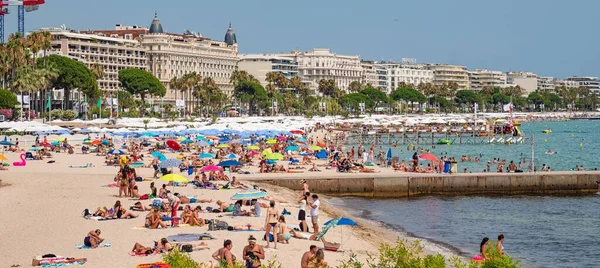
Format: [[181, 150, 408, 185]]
[[218, 160, 243, 167], [285, 145, 299, 151], [199, 153, 214, 159], [180, 139, 193, 145], [159, 158, 182, 168], [230, 189, 267, 200], [226, 153, 238, 159], [386, 148, 392, 160], [317, 217, 358, 245], [108, 149, 124, 155], [151, 151, 166, 161]]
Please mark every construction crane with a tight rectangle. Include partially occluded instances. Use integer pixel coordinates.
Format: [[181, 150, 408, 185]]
[[0, 0, 45, 42]]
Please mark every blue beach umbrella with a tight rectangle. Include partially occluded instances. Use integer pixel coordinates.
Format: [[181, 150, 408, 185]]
[[285, 145, 299, 151], [199, 153, 214, 159], [386, 148, 392, 160], [218, 160, 243, 167], [0, 140, 14, 146], [317, 217, 358, 244], [159, 158, 182, 168], [151, 151, 166, 161], [226, 153, 238, 159], [29, 147, 42, 151], [108, 149, 124, 155], [180, 139, 193, 145], [266, 159, 277, 165], [50, 141, 60, 146]]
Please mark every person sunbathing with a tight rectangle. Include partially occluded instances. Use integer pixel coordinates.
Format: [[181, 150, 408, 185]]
[[181, 205, 194, 224], [146, 208, 167, 229], [230, 176, 250, 189], [232, 200, 250, 216], [216, 200, 234, 213], [155, 238, 173, 253], [174, 241, 210, 251], [132, 242, 154, 255], [93, 207, 109, 218], [277, 216, 291, 244], [227, 224, 266, 231], [190, 206, 205, 226], [84, 229, 104, 248], [290, 230, 324, 241], [131, 202, 151, 211], [262, 196, 287, 204], [113, 200, 138, 219], [309, 163, 321, 172]]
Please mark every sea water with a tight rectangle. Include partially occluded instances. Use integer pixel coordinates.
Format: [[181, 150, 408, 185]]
[[331, 195, 600, 268], [344, 120, 600, 171]]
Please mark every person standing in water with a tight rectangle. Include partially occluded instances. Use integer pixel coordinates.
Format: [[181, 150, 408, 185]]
[[497, 234, 505, 255]]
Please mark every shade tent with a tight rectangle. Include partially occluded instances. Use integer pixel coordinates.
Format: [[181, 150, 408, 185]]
[[317, 217, 358, 252], [159, 158, 182, 168], [315, 149, 327, 159]]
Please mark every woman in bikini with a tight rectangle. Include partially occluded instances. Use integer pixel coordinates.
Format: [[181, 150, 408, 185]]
[[277, 215, 291, 244], [113, 200, 138, 219], [147, 208, 167, 229], [155, 238, 173, 253], [264, 200, 279, 249], [117, 169, 128, 197]]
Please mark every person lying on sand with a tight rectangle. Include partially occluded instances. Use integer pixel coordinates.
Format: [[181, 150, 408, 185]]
[[93, 207, 109, 218], [131, 202, 152, 211], [132, 242, 154, 255], [227, 224, 266, 231], [230, 176, 250, 189], [216, 200, 234, 213], [174, 193, 212, 204], [84, 229, 104, 248], [155, 238, 173, 253], [174, 241, 210, 252], [290, 230, 326, 242], [113, 200, 138, 219]]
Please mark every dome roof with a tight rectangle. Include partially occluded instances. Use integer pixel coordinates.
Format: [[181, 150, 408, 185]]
[[224, 22, 237, 46], [149, 12, 164, 34]]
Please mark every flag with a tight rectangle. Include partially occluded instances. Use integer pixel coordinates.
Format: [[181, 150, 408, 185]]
[[503, 103, 513, 113], [45, 96, 51, 110], [96, 98, 102, 108]]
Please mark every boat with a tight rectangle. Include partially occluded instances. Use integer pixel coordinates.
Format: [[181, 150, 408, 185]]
[[437, 139, 453, 145], [542, 129, 552, 134]]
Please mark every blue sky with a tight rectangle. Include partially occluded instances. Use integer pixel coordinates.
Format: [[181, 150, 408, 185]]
[[4, 0, 599, 78]]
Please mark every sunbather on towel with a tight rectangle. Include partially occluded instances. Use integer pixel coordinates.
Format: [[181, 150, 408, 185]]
[[132, 242, 154, 255], [93, 207, 109, 218], [216, 200, 234, 213], [155, 238, 173, 253], [174, 241, 210, 251], [290, 230, 325, 242], [113, 201, 138, 219], [84, 229, 104, 248], [146, 208, 167, 229], [131, 202, 151, 212], [227, 224, 265, 231]]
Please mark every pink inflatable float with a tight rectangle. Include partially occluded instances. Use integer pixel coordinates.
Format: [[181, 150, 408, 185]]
[[13, 153, 26, 166]]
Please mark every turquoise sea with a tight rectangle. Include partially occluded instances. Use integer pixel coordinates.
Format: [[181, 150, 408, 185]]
[[347, 120, 600, 171]]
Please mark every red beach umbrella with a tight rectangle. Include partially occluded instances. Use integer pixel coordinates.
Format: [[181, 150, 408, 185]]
[[166, 140, 181, 151], [91, 140, 102, 145], [419, 153, 439, 162], [290, 130, 304, 134]]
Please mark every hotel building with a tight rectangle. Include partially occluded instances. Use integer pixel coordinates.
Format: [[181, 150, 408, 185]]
[[537, 77, 555, 92], [468, 69, 507, 91], [381, 63, 433, 94], [238, 54, 299, 87], [565, 76, 600, 94], [506, 71, 538, 94], [425, 64, 469, 89]]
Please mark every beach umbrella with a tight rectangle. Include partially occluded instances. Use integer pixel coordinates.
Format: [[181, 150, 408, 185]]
[[196, 140, 210, 147], [177, 136, 186, 141], [261, 148, 272, 157], [247, 145, 260, 151], [226, 153, 238, 159], [91, 140, 102, 145], [317, 217, 358, 246], [266, 159, 277, 165], [0, 154, 7, 161], [285, 145, 299, 151], [205, 136, 220, 140], [277, 135, 287, 141], [266, 139, 277, 144], [217, 143, 230, 149], [159, 174, 189, 183], [108, 149, 125, 155], [386, 148, 392, 160], [199, 153, 214, 159], [151, 151, 167, 161], [364, 162, 375, 166], [309, 145, 322, 151], [101, 140, 110, 145], [166, 140, 181, 151], [180, 138, 193, 145], [140, 132, 158, 137], [55, 137, 65, 142], [290, 130, 304, 135], [0, 140, 14, 146], [296, 137, 308, 143], [29, 147, 42, 151], [201, 165, 223, 172], [51, 141, 60, 146], [419, 153, 439, 162], [231, 189, 267, 200], [159, 158, 182, 168], [266, 153, 284, 160], [218, 160, 243, 167]]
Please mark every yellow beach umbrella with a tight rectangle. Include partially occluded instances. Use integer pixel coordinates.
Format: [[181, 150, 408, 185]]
[[177, 137, 186, 141], [266, 139, 277, 144], [0, 154, 7, 161], [261, 148, 272, 157], [247, 145, 260, 150], [266, 153, 284, 160], [217, 143, 230, 148], [159, 174, 189, 183], [55, 137, 65, 142], [309, 145, 322, 151]]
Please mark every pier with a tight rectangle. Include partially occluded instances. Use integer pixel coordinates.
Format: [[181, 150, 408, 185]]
[[244, 171, 600, 198], [342, 132, 526, 146]]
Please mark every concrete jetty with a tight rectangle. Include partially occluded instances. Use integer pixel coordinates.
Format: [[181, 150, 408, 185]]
[[243, 171, 600, 198]]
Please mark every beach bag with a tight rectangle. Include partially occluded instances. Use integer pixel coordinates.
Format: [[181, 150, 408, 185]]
[[263, 233, 274, 242], [180, 244, 193, 252], [140, 194, 149, 200], [82, 209, 91, 218], [135, 176, 143, 182]]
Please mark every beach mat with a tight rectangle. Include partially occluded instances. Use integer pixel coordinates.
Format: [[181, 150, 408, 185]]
[[129, 251, 158, 257], [75, 242, 111, 249], [228, 229, 264, 232]]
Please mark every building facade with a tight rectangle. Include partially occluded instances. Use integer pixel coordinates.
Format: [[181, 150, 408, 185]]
[[554, 79, 579, 88], [279, 48, 362, 92], [360, 61, 378, 89], [381, 63, 433, 94], [506, 71, 538, 94], [238, 54, 298, 87], [537, 77, 555, 92], [40, 26, 147, 92], [565, 76, 600, 94], [425, 64, 469, 89], [468, 69, 507, 91]]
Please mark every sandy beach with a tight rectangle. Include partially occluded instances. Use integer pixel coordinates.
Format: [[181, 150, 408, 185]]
[[0, 133, 463, 268]]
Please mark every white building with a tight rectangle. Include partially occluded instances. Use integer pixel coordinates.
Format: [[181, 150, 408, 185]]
[[468, 69, 507, 91], [381, 63, 433, 94], [40, 26, 148, 92], [238, 54, 298, 87], [565, 76, 600, 94], [537, 77, 555, 92], [425, 64, 469, 89], [554, 79, 579, 88], [506, 71, 538, 94], [360, 61, 379, 89], [279, 48, 362, 92]]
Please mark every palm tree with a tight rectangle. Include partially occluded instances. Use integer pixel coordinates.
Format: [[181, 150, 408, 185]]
[[90, 63, 105, 81], [348, 81, 363, 93], [0, 45, 10, 88]]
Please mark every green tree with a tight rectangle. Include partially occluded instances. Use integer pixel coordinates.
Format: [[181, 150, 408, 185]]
[[348, 81, 364, 93], [0, 88, 18, 108], [455, 90, 481, 105], [360, 87, 388, 112], [118, 68, 165, 104], [340, 93, 373, 115], [390, 87, 427, 112], [234, 80, 268, 115], [317, 79, 336, 97], [230, 70, 259, 87], [39, 55, 100, 109]]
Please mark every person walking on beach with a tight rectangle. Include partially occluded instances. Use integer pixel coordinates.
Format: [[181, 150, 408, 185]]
[[212, 239, 235, 267], [301, 245, 318, 268], [298, 193, 309, 232], [310, 194, 321, 234], [243, 235, 264, 268], [264, 200, 279, 249]]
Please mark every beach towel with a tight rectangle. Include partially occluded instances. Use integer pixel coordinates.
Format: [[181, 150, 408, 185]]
[[69, 163, 94, 168], [228, 229, 263, 232], [129, 251, 158, 257], [75, 242, 111, 249], [167, 233, 216, 242], [41, 259, 87, 267], [102, 183, 118, 188]]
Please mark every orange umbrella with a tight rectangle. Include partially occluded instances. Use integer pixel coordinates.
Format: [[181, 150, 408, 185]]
[[419, 153, 439, 162], [317, 142, 326, 147], [91, 140, 102, 145], [205, 136, 220, 140]]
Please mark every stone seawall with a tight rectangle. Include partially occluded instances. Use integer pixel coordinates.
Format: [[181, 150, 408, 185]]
[[247, 172, 600, 198]]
